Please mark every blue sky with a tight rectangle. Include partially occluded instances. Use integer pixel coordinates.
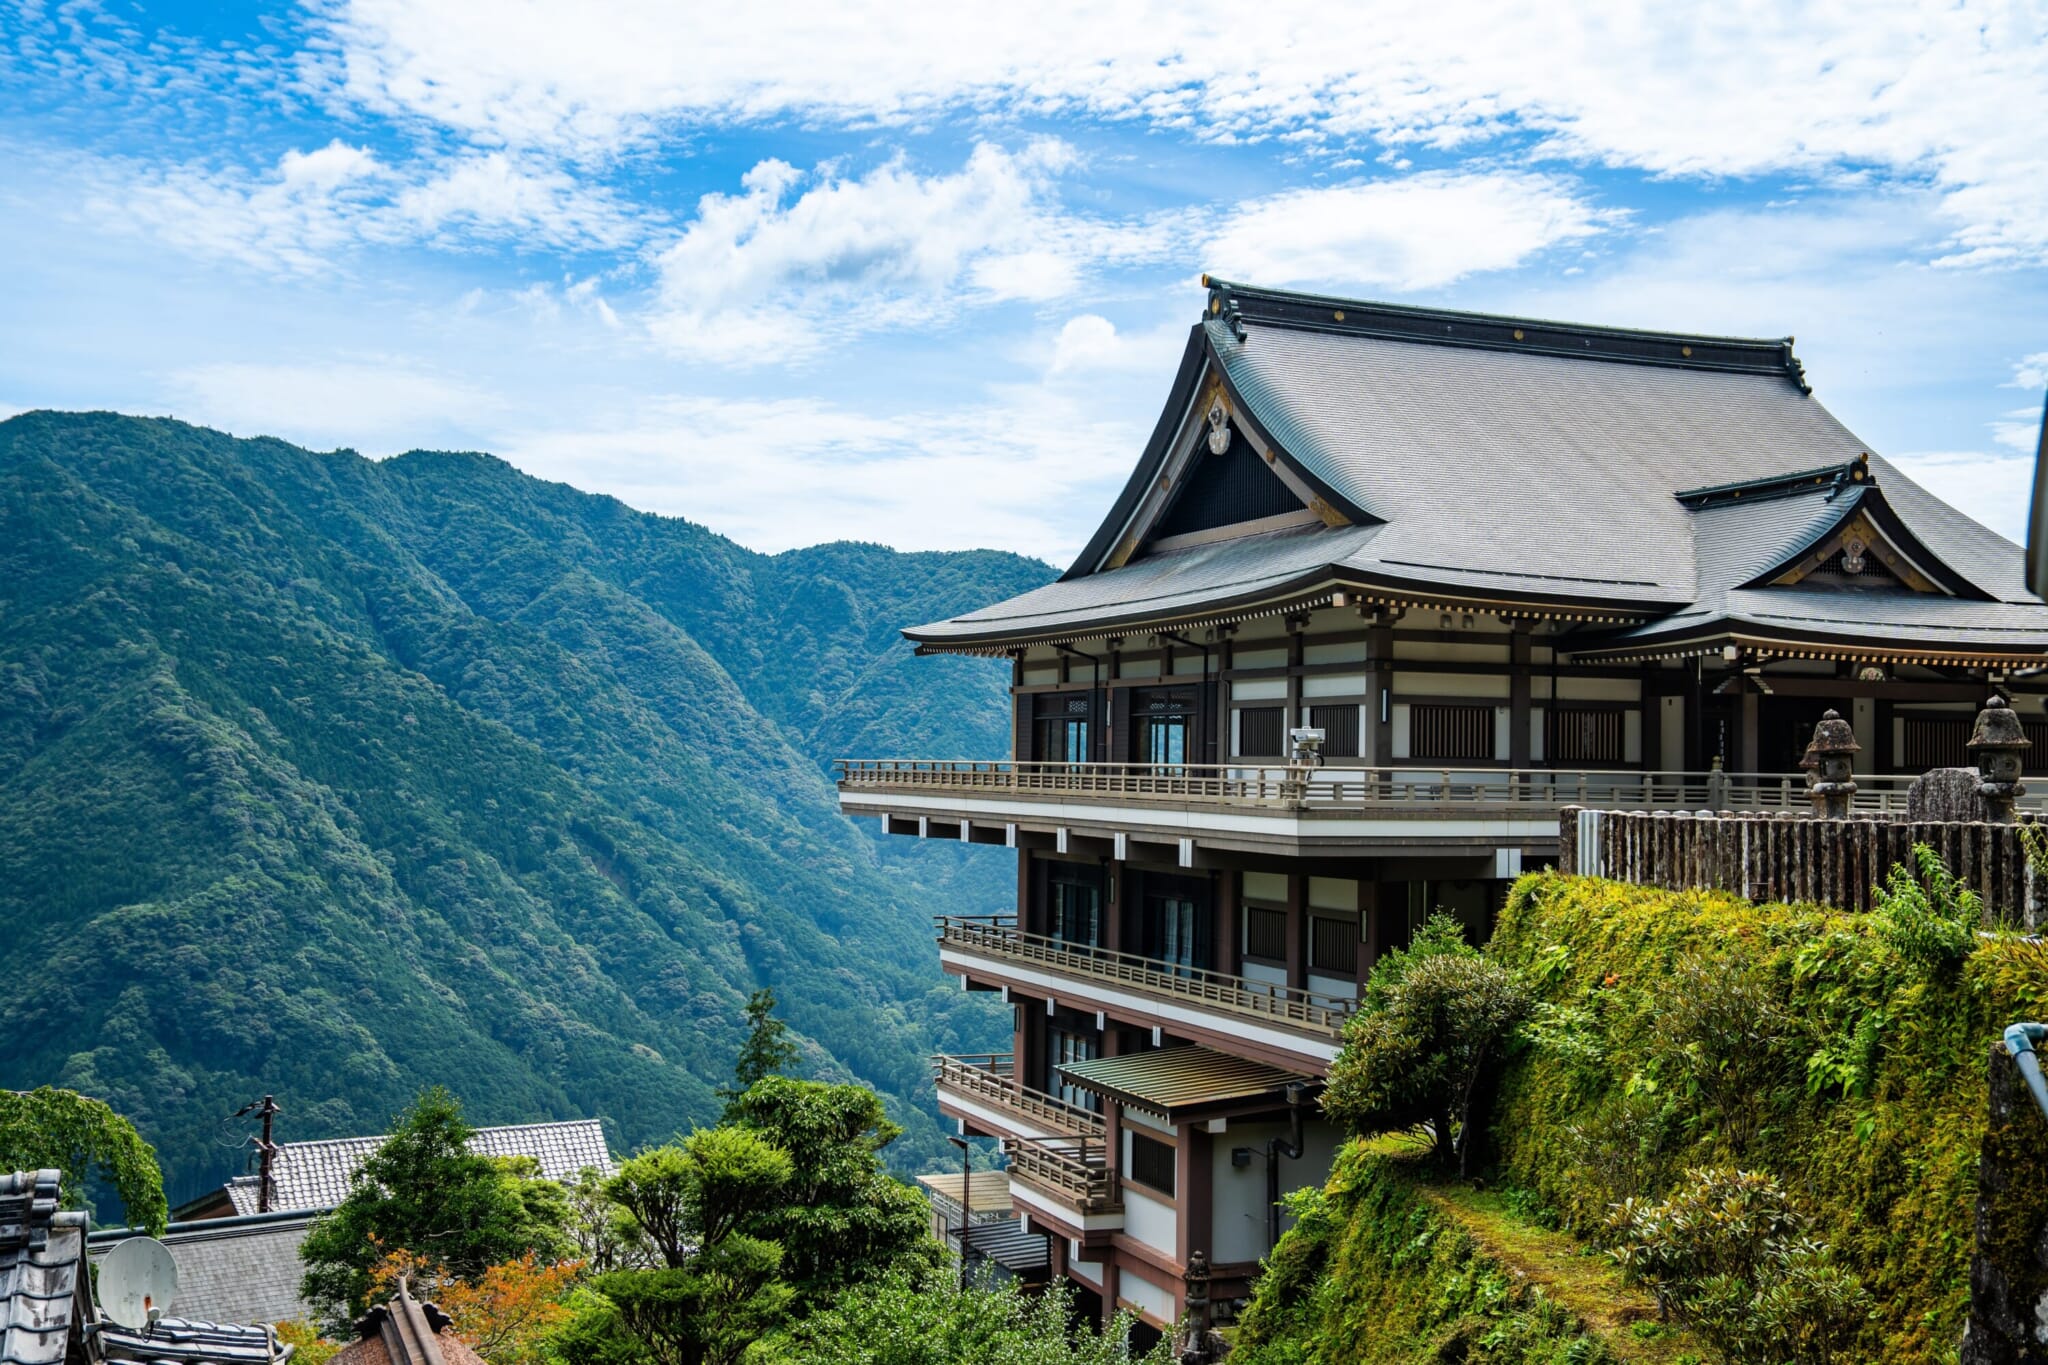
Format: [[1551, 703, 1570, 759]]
[[3, 1, 2046, 564]]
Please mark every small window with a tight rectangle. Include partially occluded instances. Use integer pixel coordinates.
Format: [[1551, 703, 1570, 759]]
[[1310, 704, 1360, 759], [1309, 915, 1358, 974], [1901, 716, 1968, 770], [1411, 703, 1496, 761], [1128, 1132, 1176, 1195], [1244, 905, 1288, 962], [1548, 708, 1624, 764], [1239, 706, 1285, 757]]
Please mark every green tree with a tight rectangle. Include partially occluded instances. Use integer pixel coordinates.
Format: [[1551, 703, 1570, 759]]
[[299, 1088, 574, 1324], [723, 1077, 939, 1301], [1871, 843, 1983, 968], [552, 1127, 797, 1365], [757, 1268, 1175, 1364], [1323, 925, 1533, 1172], [0, 1087, 166, 1234], [719, 989, 799, 1107]]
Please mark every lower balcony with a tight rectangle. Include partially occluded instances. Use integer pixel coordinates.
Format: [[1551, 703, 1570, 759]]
[[1001, 1133, 1121, 1218], [933, 1053, 1104, 1142], [937, 917, 1353, 1072]]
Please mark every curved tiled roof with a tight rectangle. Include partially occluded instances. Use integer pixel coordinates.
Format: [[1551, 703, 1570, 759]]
[[224, 1120, 613, 1217], [907, 282, 2047, 659]]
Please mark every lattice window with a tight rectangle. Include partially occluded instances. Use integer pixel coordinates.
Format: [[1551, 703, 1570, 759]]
[[1548, 708, 1625, 764], [1239, 706, 1285, 757], [1244, 905, 1288, 962], [1128, 1132, 1176, 1195], [1309, 915, 1359, 974], [1310, 704, 1361, 759], [1411, 703, 1496, 761]]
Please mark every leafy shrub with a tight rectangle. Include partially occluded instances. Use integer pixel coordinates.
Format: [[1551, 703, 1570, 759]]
[[1325, 923, 1533, 1172], [1608, 1168, 1871, 1365], [1870, 843, 1983, 968], [1651, 951, 1804, 1154]]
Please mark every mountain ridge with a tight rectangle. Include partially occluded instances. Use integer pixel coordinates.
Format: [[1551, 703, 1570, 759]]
[[0, 410, 1047, 1202]]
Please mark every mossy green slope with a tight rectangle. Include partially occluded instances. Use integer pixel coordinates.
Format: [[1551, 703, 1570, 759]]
[[0, 410, 1051, 1203]]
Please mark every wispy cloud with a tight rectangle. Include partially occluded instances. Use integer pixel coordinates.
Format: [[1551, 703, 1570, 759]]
[[643, 141, 1168, 363], [312, 1, 2048, 265], [1204, 172, 1617, 292]]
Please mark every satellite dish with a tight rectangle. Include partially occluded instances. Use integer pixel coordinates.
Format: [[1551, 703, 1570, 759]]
[[99, 1236, 179, 1329]]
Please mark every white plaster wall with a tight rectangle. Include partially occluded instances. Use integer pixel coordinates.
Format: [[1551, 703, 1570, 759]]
[[1661, 696, 1684, 770], [1233, 647, 1288, 670], [1067, 1249, 1104, 1287], [1231, 678, 1289, 702], [1303, 674, 1368, 698], [1307, 973, 1357, 1000], [1307, 877, 1357, 911], [1123, 1185, 1178, 1258], [1244, 870, 1288, 902], [1625, 710, 1643, 764], [1023, 665, 1060, 685], [1494, 706, 1512, 758], [1303, 642, 1364, 665], [1242, 961, 1287, 989], [1557, 677, 1642, 701], [1119, 1264, 1177, 1325], [1208, 1116, 1345, 1266], [1391, 704, 1411, 758]]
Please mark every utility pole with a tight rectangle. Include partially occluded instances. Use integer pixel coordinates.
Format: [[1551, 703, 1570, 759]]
[[946, 1135, 971, 1290], [235, 1095, 283, 1213]]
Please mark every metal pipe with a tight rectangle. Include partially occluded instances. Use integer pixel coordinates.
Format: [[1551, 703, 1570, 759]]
[[1264, 1084, 1308, 1252], [946, 1134, 971, 1290], [2004, 1022, 2048, 1123]]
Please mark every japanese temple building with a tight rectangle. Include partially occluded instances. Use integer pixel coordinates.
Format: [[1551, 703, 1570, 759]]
[[837, 277, 2048, 1331]]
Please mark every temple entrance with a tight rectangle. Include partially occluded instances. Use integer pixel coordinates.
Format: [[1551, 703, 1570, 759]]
[[1756, 696, 1843, 776]]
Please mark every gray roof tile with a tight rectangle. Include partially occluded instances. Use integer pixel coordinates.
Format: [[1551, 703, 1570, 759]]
[[906, 286, 2048, 656], [0, 1172, 83, 1365], [223, 1120, 613, 1216], [92, 1216, 314, 1329]]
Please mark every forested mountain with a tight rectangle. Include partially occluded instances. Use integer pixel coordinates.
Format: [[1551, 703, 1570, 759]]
[[0, 411, 1050, 1203]]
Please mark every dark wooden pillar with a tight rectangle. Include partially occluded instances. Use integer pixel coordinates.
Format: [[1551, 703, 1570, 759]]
[[1215, 871, 1240, 978], [1177, 1125, 1214, 1268], [1019, 1000, 1043, 1098], [1285, 873, 1306, 990], [1105, 860, 1125, 956], [1509, 622, 1532, 770], [1367, 620, 1393, 766], [1357, 880, 1381, 983], [1287, 618, 1306, 735], [1018, 850, 1037, 935]]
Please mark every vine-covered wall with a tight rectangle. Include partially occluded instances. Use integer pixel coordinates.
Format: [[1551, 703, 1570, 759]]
[[1238, 873, 2048, 1363]]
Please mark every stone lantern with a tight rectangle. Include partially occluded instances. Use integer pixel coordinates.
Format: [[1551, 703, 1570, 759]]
[[1967, 695, 2030, 822], [1807, 709, 1860, 818]]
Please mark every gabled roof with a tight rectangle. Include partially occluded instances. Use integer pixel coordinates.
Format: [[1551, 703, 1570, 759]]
[[0, 1170, 85, 1365], [90, 1212, 315, 1328], [221, 1120, 613, 1217], [906, 280, 2045, 661]]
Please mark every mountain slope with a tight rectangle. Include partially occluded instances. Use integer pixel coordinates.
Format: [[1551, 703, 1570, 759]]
[[0, 411, 1049, 1203]]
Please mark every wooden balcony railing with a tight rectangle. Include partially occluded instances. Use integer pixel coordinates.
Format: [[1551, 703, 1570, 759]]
[[1000, 1133, 1119, 1214], [937, 917, 1355, 1038], [839, 759, 2031, 816], [933, 1053, 1104, 1136]]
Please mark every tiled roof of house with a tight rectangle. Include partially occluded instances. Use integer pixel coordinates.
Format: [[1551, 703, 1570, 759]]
[[100, 1318, 292, 1364], [906, 280, 2048, 662], [224, 1120, 613, 1216], [329, 1290, 487, 1365], [0, 1170, 86, 1365], [91, 1213, 315, 1328]]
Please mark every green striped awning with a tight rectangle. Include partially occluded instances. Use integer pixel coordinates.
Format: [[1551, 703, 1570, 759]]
[[1057, 1047, 1313, 1119]]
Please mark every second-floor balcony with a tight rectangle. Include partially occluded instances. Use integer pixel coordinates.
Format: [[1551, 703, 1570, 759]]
[[839, 759, 2018, 859], [933, 1052, 1104, 1141], [938, 916, 1351, 1071]]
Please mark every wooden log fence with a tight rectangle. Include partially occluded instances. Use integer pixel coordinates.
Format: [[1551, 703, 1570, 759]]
[[1559, 806, 2046, 926]]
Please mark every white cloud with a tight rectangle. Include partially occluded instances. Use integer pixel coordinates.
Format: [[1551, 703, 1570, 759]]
[[1887, 451, 2032, 543], [1204, 172, 1616, 291], [1045, 314, 1189, 377], [498, 387, 1133, 559], [315, 0, 2048, 265], [1992, 408, 2045, 455], [391, 152, 640, 248], [168, 359, 502, 454], [2015, 353, 2048, 391], [643, 142, 1165, 363]]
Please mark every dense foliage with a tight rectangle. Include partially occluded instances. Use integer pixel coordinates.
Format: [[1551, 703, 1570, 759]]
[[0, 1086, 167, 1233], [1323, 914, 1532, 1172], [1489, 873, 2048, 1360], [300, 1089, 575, 1323], [1234, 1146, 1634, 1364], [756, 1269, 1175, 1364], [0, 411, 1051, 1199], [1609, 1168, 1871, 1364]]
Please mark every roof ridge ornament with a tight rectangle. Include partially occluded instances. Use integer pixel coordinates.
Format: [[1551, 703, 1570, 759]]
[[1675, 453, 1871, 508]]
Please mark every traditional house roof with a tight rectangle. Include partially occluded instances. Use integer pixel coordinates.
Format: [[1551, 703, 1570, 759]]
[[1058, 1046, 1314, 1120], [3, 1169, 295, 1365], [329, 1288, 487, 1365], [0, 1170, 88, 1365], [89, 1211, 315, 1328], [908, 280, 2046, 666], [216, 1120, 613, 1218]]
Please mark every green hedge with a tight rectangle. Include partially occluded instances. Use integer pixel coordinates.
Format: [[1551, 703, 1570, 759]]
[[1234, 1143, 1626, 1364], [1488, 873, 2048, 1362]]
